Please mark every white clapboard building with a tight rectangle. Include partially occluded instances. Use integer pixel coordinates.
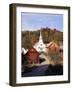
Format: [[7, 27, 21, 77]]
[[34, 31, 47, 54]]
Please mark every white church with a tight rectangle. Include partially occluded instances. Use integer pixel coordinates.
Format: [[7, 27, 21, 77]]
[[34, 31, 47, 54]]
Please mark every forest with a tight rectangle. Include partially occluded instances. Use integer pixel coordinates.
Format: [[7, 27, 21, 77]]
[[21, 27, 63, 49]]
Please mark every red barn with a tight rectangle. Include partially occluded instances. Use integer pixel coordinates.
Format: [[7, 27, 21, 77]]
[[26, 47, 39, 64]]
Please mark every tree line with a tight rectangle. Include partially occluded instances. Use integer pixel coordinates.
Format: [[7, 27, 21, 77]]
[[21, 27, 63, 49]]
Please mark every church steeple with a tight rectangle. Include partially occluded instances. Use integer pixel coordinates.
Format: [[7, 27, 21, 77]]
[[39, 30, 43, 43], [34, 30, 47, 53]]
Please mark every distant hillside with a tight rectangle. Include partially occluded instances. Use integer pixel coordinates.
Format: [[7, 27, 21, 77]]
[[21, 27, 63, 49]]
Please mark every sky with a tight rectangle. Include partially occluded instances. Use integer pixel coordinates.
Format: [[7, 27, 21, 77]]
[[21, 12, 63, 32]]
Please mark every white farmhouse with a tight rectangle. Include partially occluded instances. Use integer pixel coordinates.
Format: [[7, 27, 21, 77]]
[[21, 48, 28, 55]]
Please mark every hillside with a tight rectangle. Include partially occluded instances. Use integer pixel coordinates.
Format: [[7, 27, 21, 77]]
[[21, 27, 63, 49]]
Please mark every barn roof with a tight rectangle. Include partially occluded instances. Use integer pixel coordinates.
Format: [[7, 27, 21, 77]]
[[27, 47, 39, 53], [46, 41, 59, 48]]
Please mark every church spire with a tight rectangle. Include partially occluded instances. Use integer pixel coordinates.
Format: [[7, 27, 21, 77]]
[[34, 30, 47, 53], [39, 30, 43, 43], [40, 30, 42, 39]]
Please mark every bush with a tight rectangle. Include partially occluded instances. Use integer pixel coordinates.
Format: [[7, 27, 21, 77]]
[[49, 51, 62, 61]]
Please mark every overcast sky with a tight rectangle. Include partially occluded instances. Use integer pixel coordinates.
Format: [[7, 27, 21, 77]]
[[21, 12, 63, 32]]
